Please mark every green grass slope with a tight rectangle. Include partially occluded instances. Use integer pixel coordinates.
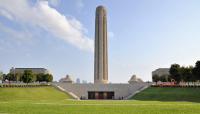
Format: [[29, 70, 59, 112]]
[[0, 87, 200, 114], [132, 87, 200, 102], [0, 86, 72, 101]]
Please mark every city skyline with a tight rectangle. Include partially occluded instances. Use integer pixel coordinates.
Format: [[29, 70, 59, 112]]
[[1, 0, 200, 83]]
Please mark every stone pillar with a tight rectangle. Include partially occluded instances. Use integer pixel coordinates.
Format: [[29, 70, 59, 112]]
[[94, 5, 108, 84], [103, 92, 107, 99], [95, 92, 99, 99]]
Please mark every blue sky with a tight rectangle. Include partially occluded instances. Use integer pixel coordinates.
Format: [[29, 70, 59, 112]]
[[0, 0, 200, 83]]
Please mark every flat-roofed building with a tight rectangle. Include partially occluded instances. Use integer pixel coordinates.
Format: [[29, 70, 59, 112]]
[[152, 68, 170, 77], [10, 67, 50, 74]]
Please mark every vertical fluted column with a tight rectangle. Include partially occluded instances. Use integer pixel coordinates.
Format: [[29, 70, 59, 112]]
[[94, 6, 108, 84]]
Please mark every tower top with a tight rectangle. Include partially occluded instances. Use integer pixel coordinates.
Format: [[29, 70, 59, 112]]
[[96, 5, 107, 12], [96, 5, 106, 9]]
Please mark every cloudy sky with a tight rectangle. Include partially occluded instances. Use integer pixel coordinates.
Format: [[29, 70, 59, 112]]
[[0, 0, 200, 83]]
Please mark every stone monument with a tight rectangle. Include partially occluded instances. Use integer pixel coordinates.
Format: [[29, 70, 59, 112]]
[[94, 6, 108, 84]]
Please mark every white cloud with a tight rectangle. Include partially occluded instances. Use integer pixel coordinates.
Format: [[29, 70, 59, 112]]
[[0, 0, 93, 52], [0, 9, 13, 20], [37, 0, 60, 7]]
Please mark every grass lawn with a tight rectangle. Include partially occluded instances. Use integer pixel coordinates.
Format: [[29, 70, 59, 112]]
[[0, 87, 200, 114], [132, 87, 200, 102]]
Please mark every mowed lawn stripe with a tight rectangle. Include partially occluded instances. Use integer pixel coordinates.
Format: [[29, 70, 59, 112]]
[[0, 86, 72, 101]]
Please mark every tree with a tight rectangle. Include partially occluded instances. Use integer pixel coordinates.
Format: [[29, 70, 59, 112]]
[[36, 73, 44, 82], [2, 74, 7, 81], [15, 73, 23, 82], [44, 74, 53, 82], [0, 71, 3, 80], [192, 61, 200, 81], [152, 74, 159, 83], [6, 73, 16, 81], [180, 66, 193, 82], [169, 64, 181, 83], [21, 70, 34, 84], [36, 73, 53, 82], [160, 75, 169, 82]]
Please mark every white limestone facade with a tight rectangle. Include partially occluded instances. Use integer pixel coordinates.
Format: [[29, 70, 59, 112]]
[[54, 82, 149, 99]]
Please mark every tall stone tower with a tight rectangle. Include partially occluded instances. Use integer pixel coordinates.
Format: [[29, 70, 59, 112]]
[[94, 5, 108, 84]]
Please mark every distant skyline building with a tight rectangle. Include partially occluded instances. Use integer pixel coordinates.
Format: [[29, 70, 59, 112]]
[[82, 80, 87, 84], [76, 78, 80, 83], [94, 6, 108, 84]]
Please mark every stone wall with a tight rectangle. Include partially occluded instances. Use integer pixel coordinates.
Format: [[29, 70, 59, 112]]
[[54, 82, 150, 99]]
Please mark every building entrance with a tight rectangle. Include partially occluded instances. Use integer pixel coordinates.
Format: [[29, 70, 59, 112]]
[[88, 91, 114, 99]]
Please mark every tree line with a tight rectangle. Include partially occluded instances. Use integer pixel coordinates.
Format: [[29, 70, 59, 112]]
[[153, 61, 200, 83], [1, 70, 53, 84]]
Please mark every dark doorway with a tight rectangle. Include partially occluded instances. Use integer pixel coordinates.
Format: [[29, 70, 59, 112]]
[[88, 91, 114, 99], [88, 92, 95, 99]]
